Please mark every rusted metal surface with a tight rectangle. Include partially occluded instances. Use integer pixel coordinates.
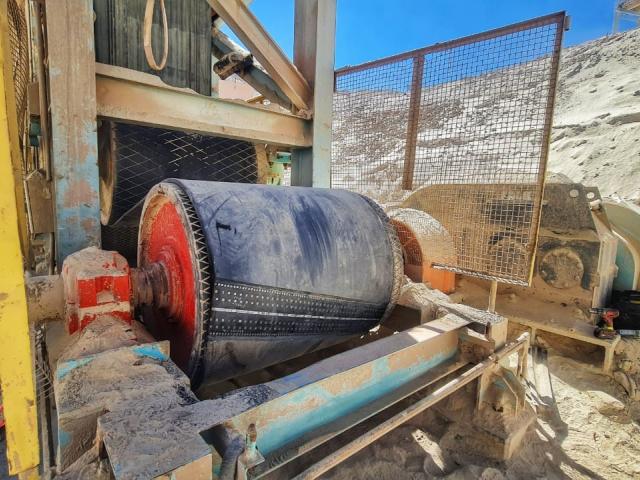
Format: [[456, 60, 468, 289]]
[[335, 13, 567, 76], [95, 63, 312, 147], [24, 170, 54, 234], [291, 0, 336, 187], [332, 13, 566, 285], [212, 28, 293, 111], [401, 56, 424, 190], [46, 0, 101, 266]]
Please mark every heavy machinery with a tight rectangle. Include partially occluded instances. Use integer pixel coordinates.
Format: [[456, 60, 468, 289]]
[[0, 2, 556, 479]]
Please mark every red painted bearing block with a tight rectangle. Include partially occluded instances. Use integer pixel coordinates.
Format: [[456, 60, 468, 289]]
[[62, 247, 133, 333]]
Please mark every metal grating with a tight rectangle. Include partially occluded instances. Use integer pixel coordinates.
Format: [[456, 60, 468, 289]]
[[100, 122, 265, 224], [7, 0, 29, 142], [332, 13, 566, 285]]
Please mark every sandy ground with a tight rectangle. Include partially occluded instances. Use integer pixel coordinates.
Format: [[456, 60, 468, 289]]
[[324, 352, 640, 480]]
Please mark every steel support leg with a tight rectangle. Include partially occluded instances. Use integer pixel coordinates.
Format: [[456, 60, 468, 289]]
[[46, 0, 101, 266], [0, 2, 39, 473], [291, 0, 336, 187]]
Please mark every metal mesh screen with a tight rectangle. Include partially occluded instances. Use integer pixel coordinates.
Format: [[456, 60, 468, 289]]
[[99, 122, 268, 265], [7, 0, 29, 141], [332, 13, 565, 285], [99, 122, 266, 224]]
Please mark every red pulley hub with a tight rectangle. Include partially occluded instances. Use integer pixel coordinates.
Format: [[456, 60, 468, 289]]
[[136, 183, 207, 376]]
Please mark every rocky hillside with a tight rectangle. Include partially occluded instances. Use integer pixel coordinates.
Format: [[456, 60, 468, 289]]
[[549, 27, 640, 203]]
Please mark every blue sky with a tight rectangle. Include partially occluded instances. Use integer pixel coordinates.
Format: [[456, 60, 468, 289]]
[[244, 0, 634, 68]]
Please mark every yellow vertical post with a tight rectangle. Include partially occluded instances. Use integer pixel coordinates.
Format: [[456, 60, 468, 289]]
[[0, 0, 40, 476]]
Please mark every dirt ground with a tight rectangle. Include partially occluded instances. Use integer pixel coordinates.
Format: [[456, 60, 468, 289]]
[[324, 351, 640, 480]]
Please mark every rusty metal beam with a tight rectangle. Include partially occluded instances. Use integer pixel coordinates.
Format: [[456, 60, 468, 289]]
[[207, 0, 312, 113], [95, 63, 312, 148], [290, 0, 336, 187], [402, 56, 424, 190], [211, 28, 293, 111], [293, 332, 531, 480], [47, 0, 101, 266]]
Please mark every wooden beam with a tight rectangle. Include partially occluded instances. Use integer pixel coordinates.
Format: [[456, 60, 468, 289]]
[[95, 64, 312, 148], [291, 0, 336, 187], [207, 0, 312, 113], [47, 0, 101, 266]]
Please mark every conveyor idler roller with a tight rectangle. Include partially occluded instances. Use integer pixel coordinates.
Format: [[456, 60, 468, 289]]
[[136, 180, 402, 386]]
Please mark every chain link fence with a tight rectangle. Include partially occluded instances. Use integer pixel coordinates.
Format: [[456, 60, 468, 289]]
[[332, 13, 566, 285]]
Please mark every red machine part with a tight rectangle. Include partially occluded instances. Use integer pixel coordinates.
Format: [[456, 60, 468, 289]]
[[62, 247, 133, 334], [60, 188, 200, 373], [136, 184, 201, 373]]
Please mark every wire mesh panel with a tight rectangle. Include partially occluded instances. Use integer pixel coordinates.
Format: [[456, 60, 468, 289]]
[[99, 122, 265, 224], [7, 0, 29, 141], [332, 13, 565, 285], [99, 122, 268, 265]]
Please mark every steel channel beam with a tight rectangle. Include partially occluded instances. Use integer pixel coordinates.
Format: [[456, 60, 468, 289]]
[[294, 332, 531, 480], [47, 0, 101, 266], [207, 0, 312, 113], [211, 315, 469, 477], [290, 0, 336, 187], [95, 64, 312, 148], [0, 1, 39, 473]]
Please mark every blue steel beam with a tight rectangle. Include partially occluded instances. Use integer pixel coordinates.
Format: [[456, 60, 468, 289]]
[[210, 314, 469, 477], [46, 0, 101, 266]]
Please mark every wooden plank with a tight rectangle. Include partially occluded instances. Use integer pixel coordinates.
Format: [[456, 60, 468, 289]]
[[0, 1, 39, 473], [46, 0, 101, 266], [207, 0, 312, 113], [95, 64, 312, 147], [291, 0, 336, 187]]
